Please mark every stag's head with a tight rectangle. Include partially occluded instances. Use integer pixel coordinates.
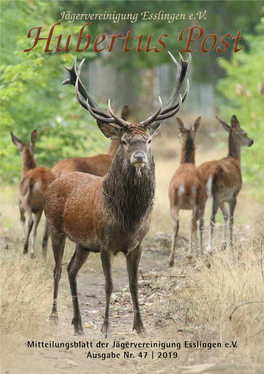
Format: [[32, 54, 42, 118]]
[[216, 115, 254, 148], [11, 130, 37, 157], [63, 52, 191, 175]]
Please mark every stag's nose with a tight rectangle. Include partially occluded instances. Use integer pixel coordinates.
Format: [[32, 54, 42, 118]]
[[249, 139, 254, 147], [131, 151, 147, 165]]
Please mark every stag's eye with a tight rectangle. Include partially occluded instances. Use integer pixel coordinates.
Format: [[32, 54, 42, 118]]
[[148, 139, 152, 144], [122, 140, 127, 146]]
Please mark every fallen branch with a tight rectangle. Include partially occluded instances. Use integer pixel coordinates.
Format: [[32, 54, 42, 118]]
[[229, 301, 264, 321]]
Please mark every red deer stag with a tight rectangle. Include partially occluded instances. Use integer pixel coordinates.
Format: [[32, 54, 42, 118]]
[[44, 52, 190, 336], [52, 102, 130, 178], [198, 115, 253, 253], [168, 118, 207, 266], [11, 130, 55, 258]]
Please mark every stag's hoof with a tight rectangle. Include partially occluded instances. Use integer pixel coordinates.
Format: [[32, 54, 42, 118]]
[[49, 313, 58, 323], [133, 320, 145, 335], [186, 253, 193, 260], [206, 247, 213, 255], [168, 259, 174, 267], [136, 328, 146, 337], [30, 253, 35, 259], [101, 333, 112, 339], [221, 241, 227, 250], [75, 329, 84, 336], [23, 246, 28, 255]]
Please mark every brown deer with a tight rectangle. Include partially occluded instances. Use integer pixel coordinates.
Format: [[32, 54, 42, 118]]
[[11, 130, 55, 258], [52, 105, 130, 178], [198, 115, 254, 253], [168, 118, 207, 266], [44, 52, 190, 336]]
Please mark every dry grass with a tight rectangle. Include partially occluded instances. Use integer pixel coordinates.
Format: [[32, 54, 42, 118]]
[[174, 240, 264, 352], [0, 250, 53, 339]]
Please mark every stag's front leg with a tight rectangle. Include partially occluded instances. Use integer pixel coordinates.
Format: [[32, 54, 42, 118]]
[[19, 203, 26, 242], [229, 197, 237, 248], [67, 244, 90, 335], [126, 244, 144, 334], [101, 250, 113, 338]]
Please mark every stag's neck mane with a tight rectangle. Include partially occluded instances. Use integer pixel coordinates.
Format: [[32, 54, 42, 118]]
[[103, 147, 155, 231], [22, 149, 37, 175]]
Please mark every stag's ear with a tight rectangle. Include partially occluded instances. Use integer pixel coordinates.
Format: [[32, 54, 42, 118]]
[[216, 116, 230, 133], [176, 118, 185, 133], [30, 130, 37, 148], [193, 116, 201, 133], [98, 123, 121, 140], [11, 132, 24, 150], [121, 105, 130, 121], [231, 115, 240, 129]]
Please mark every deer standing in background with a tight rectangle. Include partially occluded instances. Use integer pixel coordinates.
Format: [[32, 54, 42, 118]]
[[44, 52, 190, 336], [168, 118, 207, 266], [198, 115, 253, 253], [52, 105, 130, 178], [11, 130, 55, 258]]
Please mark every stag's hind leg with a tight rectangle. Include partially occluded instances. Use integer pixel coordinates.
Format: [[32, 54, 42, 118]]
[[42, 219, 49, 258], [101, 250, 113, 338], [169, 207, 179, 267], [187, 205, 199, 260], [23, 212, 33, 255], [30, 209, 43, 259], [220, 202, 228, 249], [49, 230, 66, 322], [67, 244, 90, 335], [207, 198, 219, 254], [19, 203, 26, 242], [198, 208, 205, 256], [127, 244, 144, 334]]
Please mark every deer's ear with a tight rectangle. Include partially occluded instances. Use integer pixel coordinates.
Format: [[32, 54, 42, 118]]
[[30, 129, 37, 147], [98, 123, 121, 140], [176, 118, 185, 133], [231, 115, 240, 129], [11, 132, 23, 150], [121, 105, 130, 121], [216, 116, 230, 133], [193, 117, 201, 133]]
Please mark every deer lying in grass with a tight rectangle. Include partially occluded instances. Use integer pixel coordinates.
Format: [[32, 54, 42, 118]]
[[52, 104, 130, 178], [168, 118, 207, 266], [11, 130, 55, 258], [44, 52, 190, 336], [198, 115, 254, 253]]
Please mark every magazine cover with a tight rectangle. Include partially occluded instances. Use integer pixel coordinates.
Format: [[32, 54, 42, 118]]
[[1, 0, 264, 373]]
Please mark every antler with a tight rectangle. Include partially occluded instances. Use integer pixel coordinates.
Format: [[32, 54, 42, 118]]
[[142, 52, 191, 131], [64, 59, 130, 128], [64, 52, 191, 131]]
